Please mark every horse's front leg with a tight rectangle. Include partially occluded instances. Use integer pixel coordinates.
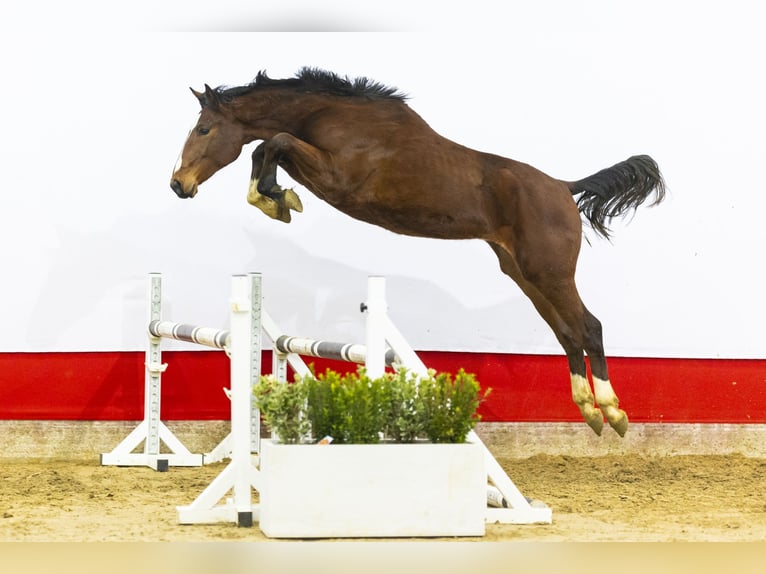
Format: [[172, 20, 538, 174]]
[[247, 141, 303, 223], [257, 131, 337, 198]]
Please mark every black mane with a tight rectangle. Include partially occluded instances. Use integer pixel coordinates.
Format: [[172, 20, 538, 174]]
[[217, 67, 408, 102]]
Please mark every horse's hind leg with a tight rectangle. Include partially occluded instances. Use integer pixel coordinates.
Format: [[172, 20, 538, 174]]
[[580, 309, 628, 436], [488, 243, 603, 434], [551, 298, 628, 436], [488, 242, 628, 436]]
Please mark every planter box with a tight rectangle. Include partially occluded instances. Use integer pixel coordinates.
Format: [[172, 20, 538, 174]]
[[259, 439, 486, 538]]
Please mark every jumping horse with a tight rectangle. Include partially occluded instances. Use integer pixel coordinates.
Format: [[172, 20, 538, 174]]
[[170, 67, 666, 436]]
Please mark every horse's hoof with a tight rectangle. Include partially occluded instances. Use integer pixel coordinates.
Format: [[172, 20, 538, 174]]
[[276, 207, 292, 224], [247, 181, 284, 220], [585, 411, 604, 436], [247, 179, 264, 205], [607, 409, 629, 437], [283, 188, 303, 212]]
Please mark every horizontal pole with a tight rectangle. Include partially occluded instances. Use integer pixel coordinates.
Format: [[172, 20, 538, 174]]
[[148, 320, 230, 350], [274, 335, 397, 367]]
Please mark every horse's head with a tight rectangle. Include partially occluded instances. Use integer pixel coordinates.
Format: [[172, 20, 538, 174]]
[[170, 85, 246, 199]]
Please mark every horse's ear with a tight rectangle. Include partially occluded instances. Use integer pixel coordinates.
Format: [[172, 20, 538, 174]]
[[190, 85, 220, 110]]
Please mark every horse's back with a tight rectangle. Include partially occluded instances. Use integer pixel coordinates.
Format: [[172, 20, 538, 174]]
[[292, 97, 581, 243]]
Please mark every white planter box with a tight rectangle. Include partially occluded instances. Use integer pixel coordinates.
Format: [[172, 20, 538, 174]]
[[259, 439, 486, 538]]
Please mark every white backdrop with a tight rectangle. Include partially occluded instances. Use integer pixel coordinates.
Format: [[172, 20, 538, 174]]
[[1, 1, 764, 358]]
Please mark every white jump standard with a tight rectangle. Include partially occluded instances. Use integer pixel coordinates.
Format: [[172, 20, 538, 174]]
[[100, 273, 215, 471], [100, 273, 260, 477], [176, 273, 262, 527], [261, 276, 552, 529], [105, 272, 551, 531]]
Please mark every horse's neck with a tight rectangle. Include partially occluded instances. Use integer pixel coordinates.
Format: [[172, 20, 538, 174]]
[[234, 91, 329, 140]]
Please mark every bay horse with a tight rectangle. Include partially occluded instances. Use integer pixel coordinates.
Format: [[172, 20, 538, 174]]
[[170, 67, 666, 436]]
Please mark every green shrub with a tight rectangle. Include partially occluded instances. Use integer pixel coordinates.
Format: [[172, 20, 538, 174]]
[[384, 369, 425, 442], [254, 366, 488, 444], [419, 369, 488, 443], [253, 374, 310, 444], [304, 368, 342, 443], [306, 368, 388, 444]]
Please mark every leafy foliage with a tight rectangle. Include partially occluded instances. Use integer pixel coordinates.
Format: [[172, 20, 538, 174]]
[[306, 368, 388, 444], [252, 375, 310, 444], [253, 367, 488, 444], [384, 369, 425, 442], [419, 369, 488, 443]]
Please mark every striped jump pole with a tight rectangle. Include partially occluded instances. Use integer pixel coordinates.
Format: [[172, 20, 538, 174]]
[[263, 276, 397, 384], [101, 273, 260, 480], [148, 321, 230, 349], [102, 273, 551, 528], [273, 335, 397, 367]]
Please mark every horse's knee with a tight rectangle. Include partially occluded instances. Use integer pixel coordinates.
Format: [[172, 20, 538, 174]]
[[261, 133, 294, 165]]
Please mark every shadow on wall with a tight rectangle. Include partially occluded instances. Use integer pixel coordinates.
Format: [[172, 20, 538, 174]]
[[237, 226, 554, 352], [23, 207, 553, 353]]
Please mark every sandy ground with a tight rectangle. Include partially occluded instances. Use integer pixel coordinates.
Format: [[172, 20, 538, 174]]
[[2, 453, 765, 542]]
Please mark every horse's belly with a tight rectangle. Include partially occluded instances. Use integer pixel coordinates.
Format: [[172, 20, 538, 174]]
[[338, 201, 489, 240]]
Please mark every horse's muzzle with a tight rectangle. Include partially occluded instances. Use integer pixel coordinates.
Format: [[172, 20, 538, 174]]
[[170, 179, 195, 198]]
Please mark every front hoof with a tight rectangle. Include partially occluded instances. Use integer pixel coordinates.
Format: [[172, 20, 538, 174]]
[[283, 188, 303, 212], [247, 179, 262, 205], [247, 180, 282, 220], [275, 207, 292, 224]]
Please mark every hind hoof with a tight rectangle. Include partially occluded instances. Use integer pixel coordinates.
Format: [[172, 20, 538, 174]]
[[607, 409, 629, 437], [585, 412, 604, 436]]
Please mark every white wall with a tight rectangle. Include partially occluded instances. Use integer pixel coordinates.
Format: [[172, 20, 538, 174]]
[[1, 2, 764, 358]]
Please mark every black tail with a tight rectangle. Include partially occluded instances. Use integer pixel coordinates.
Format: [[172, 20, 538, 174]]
[[567, 155, 666, 239]]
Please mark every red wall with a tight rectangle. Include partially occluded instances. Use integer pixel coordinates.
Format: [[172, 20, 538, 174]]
[[2, 351, 765, 423]]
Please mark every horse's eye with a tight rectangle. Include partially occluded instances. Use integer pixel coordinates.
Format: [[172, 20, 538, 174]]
[[197, 127, 210, 136]]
